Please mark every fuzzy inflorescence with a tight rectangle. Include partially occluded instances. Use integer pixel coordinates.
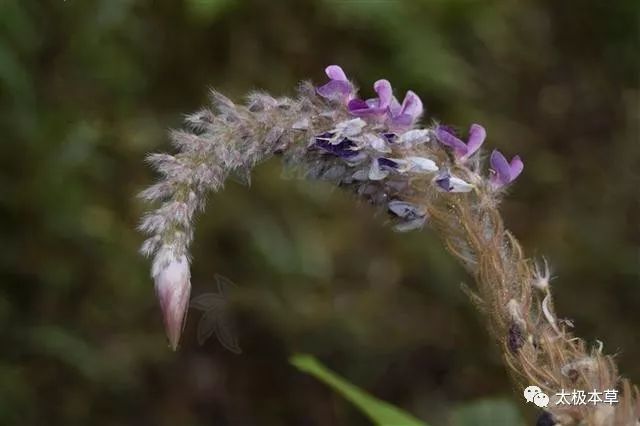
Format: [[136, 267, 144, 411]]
[[139, 65, 638, 425]]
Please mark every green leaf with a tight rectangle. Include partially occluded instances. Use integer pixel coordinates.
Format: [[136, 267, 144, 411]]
[[451, 398, 525, 426], [290, 354, 428, 426]]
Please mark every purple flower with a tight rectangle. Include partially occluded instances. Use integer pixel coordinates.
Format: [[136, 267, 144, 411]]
[[398, 129, 430, 146], [405, 156, 438, 173], [388, 200, 426, 221], [433, 170, 474, 193], [316, 65, 354, 103], [382, 132, 398, 143], [388, 200, 427, 232], [365, 134, 392, 153], [313, 132, 359, 159], [489, 150, 524, 188], [436, 123, 486, 163], [378, 157, 402, 170], [347, 79, 392, 119], [341, 73, 423, 128], [388, 91, 423, 129]]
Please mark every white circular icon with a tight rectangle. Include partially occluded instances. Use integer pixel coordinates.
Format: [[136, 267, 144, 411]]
[[524, 385, 543, 403], [533, 392, 550, 408]]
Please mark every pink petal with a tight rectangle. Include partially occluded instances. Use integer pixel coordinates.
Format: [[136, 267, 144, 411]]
[[348, 98, 378, 116], [389, 96, 402, 116], [325, 65, 348, 81], [316, 80, 352, 100], [509, 155, 524, 180], [373, 79, 393, 109], [154, 255, 191, 350], [464, 124, 486, 158], [390, 114, 414, 128], [400, 91, 423, 119], [436, 126, 468, 157]]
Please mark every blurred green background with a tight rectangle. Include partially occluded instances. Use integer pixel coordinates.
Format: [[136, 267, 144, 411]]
[[1, 0, 638, 425]]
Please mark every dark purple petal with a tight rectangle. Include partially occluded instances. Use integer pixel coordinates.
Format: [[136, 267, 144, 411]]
[[436, 125, 468, 157], [434, 170, 452, 192], [382, 132, 398, 143], [314, 136, 358, 158], [347, 99, 368, 111], [378, 157, 401, 170]]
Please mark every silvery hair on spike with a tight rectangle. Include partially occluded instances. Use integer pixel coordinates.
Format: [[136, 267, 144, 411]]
[[139, 65, 638, 425]]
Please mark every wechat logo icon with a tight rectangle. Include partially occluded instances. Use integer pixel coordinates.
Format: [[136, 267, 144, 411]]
[[524, 385, 549, 408]]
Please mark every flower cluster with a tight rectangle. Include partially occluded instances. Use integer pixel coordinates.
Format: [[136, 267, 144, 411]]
[[317, 65, 423, 131], [140, 64, 524, 349], [312, 65, 523, 230]]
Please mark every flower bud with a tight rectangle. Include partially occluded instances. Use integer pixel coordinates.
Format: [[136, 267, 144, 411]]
[[153, 250, 191, 350]]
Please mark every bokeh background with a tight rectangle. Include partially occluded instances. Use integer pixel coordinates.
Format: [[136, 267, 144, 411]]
[[1, 0, 638, 425]]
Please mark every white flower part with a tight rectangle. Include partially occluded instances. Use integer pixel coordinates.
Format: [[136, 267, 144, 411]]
[[406, 156, 438, 173], [433, 174, 474, 193], [366, 134, 392, 153], [333, 118, 366, 138], [398, 129, 430, 146], [344, 152, 369, 165], [388, 200, 426, 219], [152, 247, 191, 350], [394, 216, 426, 232], [352, 169, 369, 181], [368, 159, 389, 180], [384, 158, 409, 172], [447, 176, 474, 192]]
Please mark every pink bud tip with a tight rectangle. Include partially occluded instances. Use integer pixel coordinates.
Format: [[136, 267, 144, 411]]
[[153, 253, 191, 350]]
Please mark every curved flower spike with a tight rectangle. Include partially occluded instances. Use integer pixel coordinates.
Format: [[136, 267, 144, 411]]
[[436, 123, 486, 163], [348, 79, 392, 119], [316, 65, 354, 103], [389, 90, 423, 129], [489, 150, 524, 188]]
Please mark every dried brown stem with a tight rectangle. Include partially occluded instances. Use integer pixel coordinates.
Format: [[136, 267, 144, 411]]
[[425, 189, 639, 425]]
